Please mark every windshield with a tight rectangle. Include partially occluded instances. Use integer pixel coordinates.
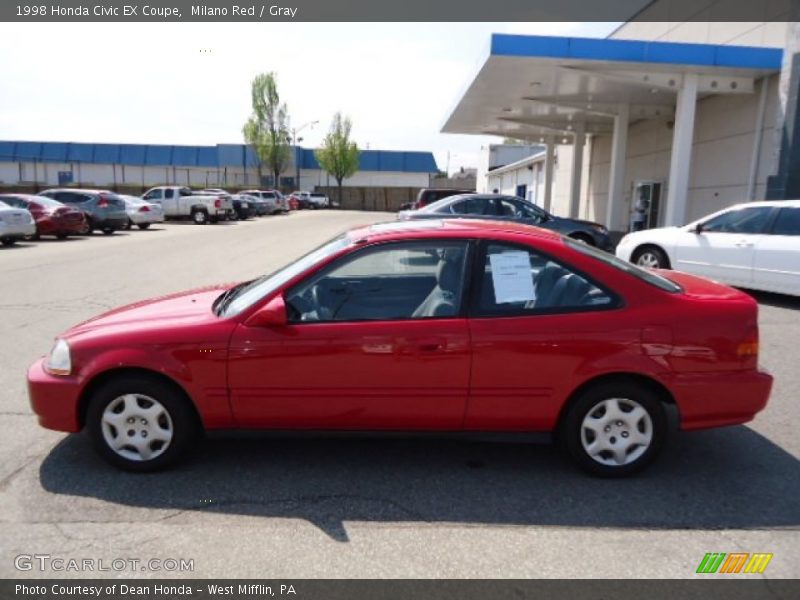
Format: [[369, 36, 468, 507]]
[[563, 237, 682, 293], [419, 194, 470, 213], [221, 234, 352, 317]]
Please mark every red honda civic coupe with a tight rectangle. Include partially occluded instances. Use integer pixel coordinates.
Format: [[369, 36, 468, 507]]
[[27, 220, 772, 476]]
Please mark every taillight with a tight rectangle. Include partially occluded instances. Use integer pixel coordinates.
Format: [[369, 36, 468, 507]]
[[138, 205, 150, 212], [737, 325, 759, 367], [214, 198, 222, 208]]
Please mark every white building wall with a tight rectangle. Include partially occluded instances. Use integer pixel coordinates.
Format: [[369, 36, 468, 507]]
[[578, 16, 788, 228], [0, 161, 430, 191]]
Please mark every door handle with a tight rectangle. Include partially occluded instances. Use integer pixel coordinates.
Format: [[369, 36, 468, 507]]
[[735, 240, 754, 248], [416, 338, 446, 352]]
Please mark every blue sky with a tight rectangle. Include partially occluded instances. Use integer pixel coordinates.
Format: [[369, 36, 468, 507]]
[[0, 22, 618, 173]]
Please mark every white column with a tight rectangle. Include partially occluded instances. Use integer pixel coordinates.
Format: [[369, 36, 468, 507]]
[[665, 73, 699, 226], [569, 122, 585, 218], [543, 139, 555, 212], [606, 104, 629, 230]]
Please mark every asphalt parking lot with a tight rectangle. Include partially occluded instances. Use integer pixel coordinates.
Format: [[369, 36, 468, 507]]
[[0, 211, 798, 579]]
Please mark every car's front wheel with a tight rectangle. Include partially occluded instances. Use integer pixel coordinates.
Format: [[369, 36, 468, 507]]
[[86, 375, 199, 472], [632, 246, 669, 269], [561, 381, 666, 477], [137, 223, 151, 230], [192, 209, 208, 225]]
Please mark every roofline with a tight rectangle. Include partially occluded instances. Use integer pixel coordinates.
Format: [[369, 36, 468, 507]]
[[489, 33, 783, 70], [487, 151, 547, 176]]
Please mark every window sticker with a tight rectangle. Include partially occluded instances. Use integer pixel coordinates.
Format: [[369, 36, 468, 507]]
[[489, 251, 535, 304]]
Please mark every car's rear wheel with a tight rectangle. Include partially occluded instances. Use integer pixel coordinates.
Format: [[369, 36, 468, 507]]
[[87, 375, 199, 472], [632, 246, 669, 269], [56, 233, 68, 240], [561, 381, 666, 477], [137, 223, 150, 230], [102, 228, 115, 235], [192, 209, 208, 225], [1, 239, 16, 247], [126, 219, 133, 231]]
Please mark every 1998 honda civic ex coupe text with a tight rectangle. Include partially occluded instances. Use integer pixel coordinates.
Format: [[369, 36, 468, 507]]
[[27, 219, 772, 476]]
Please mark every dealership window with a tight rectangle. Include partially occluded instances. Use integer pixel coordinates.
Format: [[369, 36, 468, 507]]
[[476, 243, 614, 316], [286, 241, 469, 322]]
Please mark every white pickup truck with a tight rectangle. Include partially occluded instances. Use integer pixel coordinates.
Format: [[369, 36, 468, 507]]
[[141, 186, 233, 224]]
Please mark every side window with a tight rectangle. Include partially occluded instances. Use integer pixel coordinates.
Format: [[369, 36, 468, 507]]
[[56, 192, 78, 203], [286, 241, 469, 322], [512, 200, 546, 223], [450, 198, 489, 215], [164, 188, 174, 199], [477, 243, 614, 316], [144, 189, 163, 201], [702, 207, 773, 234], [0, 197, 21, 208], [770, 207, 800, 236]]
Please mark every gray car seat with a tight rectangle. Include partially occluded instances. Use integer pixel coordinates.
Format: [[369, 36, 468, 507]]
[[413, 252, 463, 318]]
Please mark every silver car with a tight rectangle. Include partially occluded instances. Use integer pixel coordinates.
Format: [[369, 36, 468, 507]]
[[0, 200, 36, 246], [119, 195, 165, 230]]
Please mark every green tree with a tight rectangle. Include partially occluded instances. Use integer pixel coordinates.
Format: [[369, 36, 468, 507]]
[[242, 72, 291, 188], [314, 113, 360, 207]]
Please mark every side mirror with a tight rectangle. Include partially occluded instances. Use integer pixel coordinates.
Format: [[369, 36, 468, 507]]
[[245, 295, 287, 327], [692, 223, 704, 233]]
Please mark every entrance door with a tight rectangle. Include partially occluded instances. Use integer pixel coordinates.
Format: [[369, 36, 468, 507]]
[[634, 182, 663, 229]]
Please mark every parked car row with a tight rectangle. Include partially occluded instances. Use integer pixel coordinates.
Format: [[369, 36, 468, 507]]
[[0, 185, 328, 246]]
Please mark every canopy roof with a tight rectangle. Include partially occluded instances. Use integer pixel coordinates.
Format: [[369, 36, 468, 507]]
[[442, 34, 783, 141]]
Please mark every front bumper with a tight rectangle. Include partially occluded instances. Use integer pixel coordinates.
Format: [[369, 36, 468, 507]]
[[27, 358, 82, 432], [669, 369, 773, 431]]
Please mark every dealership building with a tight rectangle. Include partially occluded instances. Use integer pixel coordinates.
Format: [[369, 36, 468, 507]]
[[0, 141, 438, 191], [449, 15, 798, 232]]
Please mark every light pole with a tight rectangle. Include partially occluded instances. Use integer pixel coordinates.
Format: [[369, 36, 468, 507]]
[[291, 119, 319, 190]]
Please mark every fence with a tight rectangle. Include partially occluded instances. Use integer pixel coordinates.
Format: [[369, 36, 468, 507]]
[[318, 186, 420, 212]]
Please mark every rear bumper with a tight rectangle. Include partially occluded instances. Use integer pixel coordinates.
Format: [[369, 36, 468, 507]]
[[94, 216, 129, 230], [129, 211, 164, 224], [670, 369, 773, 430], [27, 358, 82, 433], [38, 216, 85, 235], [0, 222, 36, 239]]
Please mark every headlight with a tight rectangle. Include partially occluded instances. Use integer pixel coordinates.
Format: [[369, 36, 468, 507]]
[[45, 339, 72, 376]]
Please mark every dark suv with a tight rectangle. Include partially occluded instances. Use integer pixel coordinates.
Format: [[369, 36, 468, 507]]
[[38, 189, 128, 235]]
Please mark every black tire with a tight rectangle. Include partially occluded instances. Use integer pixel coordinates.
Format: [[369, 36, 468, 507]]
[[25, 232, 41, 241], [86, 375, 200, 472], [631, 245, 670, 269], [1, 239, 16, 247], [102, 228, 114, 235], [56, 233, 68, 240], [137, 223, 151, 230], [192, 209, 208, 225], [561, 380, 666, 477], [126, 219, 133, 231]]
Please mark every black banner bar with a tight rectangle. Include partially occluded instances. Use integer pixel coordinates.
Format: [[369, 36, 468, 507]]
[[0, 0, 798, 22], [3, 580, 800, 600]]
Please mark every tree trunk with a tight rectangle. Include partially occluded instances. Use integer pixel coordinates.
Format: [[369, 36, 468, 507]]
[[337, 179, 344, 210]]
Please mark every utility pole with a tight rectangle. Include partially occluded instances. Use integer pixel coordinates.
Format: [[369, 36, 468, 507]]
[[291, 120, 319, 190]]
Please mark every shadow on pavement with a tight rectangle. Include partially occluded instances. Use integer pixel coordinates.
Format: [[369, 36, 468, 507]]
[[748, 290, 800, 311], [39, 425, 800, 542]]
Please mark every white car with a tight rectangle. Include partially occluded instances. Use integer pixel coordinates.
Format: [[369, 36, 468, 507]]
[[120, 195, 165, 230], [616, 200, 800, 296], [0, 200, 36, 246], [309, 192, 330, 208]]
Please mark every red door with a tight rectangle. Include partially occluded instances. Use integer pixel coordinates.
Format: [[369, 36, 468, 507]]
[[465, 240, 626, 431], [228, 319, 470, 429], [227, 240, 473, 430]]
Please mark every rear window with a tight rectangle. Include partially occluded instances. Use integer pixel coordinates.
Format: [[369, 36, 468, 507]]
[[563, 237, 682, 293], [310, 193, 326, 197]]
